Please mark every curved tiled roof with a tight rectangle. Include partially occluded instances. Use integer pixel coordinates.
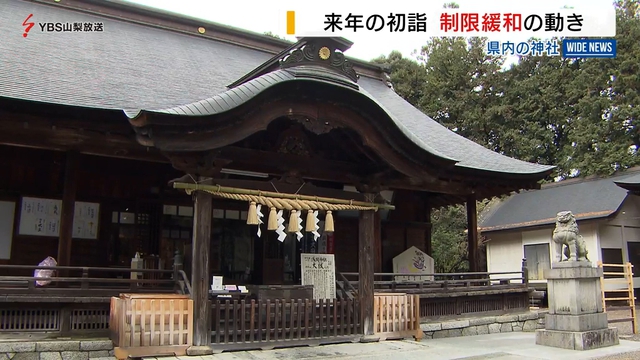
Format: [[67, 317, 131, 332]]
[[0, 0, 555, 177], [129, 67, 553, 175], [615, 173, 640, 191]]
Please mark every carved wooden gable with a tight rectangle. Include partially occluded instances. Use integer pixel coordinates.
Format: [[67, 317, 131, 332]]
[[275, 126, 311, 157], [279, 38, 359, 83]]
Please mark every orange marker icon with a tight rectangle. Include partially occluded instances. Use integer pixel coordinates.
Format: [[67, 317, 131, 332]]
[[286, 11, 295, 35]]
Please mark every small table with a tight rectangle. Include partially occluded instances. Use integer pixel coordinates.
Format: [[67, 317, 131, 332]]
[[209, 290, 251, 301]]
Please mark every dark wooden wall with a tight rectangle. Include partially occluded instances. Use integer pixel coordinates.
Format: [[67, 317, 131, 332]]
[[0, 145, 183, 270], [0, 145, 432, 276], [333, 217, 359, 273], [381, 190, 430, 272], [329, 190, 431, 274]]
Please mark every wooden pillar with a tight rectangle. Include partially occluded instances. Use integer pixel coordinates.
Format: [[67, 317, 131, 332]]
[[425, 223, 433, 257], [190, 185, 213, 350], [466, 194, 478, 272], [374, 211, 382, 273], [359, 193, 376, 338], [57, 151, 78, 268], [423, 195, 432, 257]]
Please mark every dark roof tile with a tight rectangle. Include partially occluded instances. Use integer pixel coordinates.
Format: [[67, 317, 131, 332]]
[[615, 173, 640, 186], [480, 171, 640, 232], [1, 0, 554, 177]]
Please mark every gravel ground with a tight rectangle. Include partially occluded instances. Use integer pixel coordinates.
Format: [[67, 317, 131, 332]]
[[593, 306, 639, 360], [606, 306, 639, 339], [594, 351, 640, 360]]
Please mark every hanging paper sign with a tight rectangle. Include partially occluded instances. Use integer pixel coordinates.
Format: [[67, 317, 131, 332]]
[[296, 213, 303, 241], [256, 204, 264, 238], [312, 210, 320, 241], [276, 210, 286, 242]]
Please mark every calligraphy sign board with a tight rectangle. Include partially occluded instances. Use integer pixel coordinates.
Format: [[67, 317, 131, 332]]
[[393, 246, 434, 282], [72, 201, 100, 239], [18, 197, 100, 239], [301, 253, 336, 300]]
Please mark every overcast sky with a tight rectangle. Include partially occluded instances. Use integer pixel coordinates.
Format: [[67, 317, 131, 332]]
[[124, 0, 609, 62]]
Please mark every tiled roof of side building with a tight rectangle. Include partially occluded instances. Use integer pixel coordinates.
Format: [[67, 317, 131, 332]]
[[1, 0, 555, 177], [480, 169, 640, 232], [615, 173, 640, 187]]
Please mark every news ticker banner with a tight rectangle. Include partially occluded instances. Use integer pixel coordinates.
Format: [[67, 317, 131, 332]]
[[280, 4, 615, 37], [485, 39, 617, 58], [279, 3, 617, 58]]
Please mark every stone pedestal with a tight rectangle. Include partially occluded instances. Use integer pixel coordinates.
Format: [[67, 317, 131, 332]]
[[535, 261, 619, 350]]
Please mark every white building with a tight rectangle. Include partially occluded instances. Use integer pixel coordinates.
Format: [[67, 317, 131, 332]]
[[480, 170, 640, 291]]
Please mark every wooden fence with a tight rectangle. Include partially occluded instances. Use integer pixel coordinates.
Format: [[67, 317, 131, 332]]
[[0, 303, 110, 339], [419, 290, 530, 318], [0, 265, 190, 339], [341, 270, 530, 319], [341, 270, 527, 292], [373, 293, 422, 340], [211, 298, 360, 351], [0, 264, 189, 296], [110, 294, 193, 360]]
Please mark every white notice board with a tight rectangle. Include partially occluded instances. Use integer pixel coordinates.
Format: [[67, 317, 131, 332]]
[[301, 253, 336, 300], [72, 201, 100, 239], [18, 197, 100, 239]]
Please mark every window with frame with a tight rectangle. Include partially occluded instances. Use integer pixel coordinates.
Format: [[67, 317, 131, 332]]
[[601, 248, 624, 278], [109, 208, 149, 266], [627, 242, 640, 277]]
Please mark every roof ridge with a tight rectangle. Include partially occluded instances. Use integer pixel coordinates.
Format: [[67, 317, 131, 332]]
[[32, 0, 286, 53], [542, 166, 640, 189]]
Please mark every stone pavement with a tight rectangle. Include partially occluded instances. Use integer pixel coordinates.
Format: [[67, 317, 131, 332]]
[[148, 332, 640, 360]]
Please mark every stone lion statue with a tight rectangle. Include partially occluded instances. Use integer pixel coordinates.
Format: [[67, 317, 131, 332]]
[[552, 211, 589, 262]]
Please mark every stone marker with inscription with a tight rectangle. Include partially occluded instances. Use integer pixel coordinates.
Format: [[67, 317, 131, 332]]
[[393, 246, 434, 282], [301, 253, 336, 300]]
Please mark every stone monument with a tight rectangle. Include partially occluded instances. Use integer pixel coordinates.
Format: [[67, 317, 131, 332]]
[[535, 211, 619, 350]]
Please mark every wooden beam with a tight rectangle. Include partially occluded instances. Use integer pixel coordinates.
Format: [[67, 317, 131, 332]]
[[57, 151, 79, 268], [190, 182, 213, 349], [0, 109, 131, 134], [167, 147, 474, 195], [466, 194, 478, 272], [164, 147, 370, 185], [0, 121, 168, 163], [171, 177, 371, 203], [173, 182, 396, 210], [384, 177, 472, 196], [359, 193, 376, 338]]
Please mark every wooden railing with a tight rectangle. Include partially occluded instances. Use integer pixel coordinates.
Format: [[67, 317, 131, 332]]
[[0, 265, 191, 339], [342, 270, 529, 319], [0, 264, 190, 296], [211, 298, 360, 351], [336, 272, 357, 300], [341, 270, 527, 292]]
